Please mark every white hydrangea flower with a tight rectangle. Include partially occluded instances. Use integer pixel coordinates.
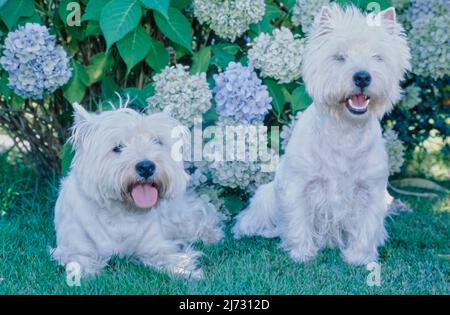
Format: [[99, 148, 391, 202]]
[[398, 84, 422, 111], [248, 27, 305, 83], [408, 14, 450, 80], [147, 64, 212, 127], [383, 128, 405, 175], [193, 0, 265, 41], [207, 117, 275, 191], [291, 0, 330, 32], [280, 111, 303, 150]]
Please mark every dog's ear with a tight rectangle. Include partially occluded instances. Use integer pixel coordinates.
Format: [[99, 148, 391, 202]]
[[380, 7, 396, 23], [72, 102, 92, 125], [69, 103, 95, 151], [379, 7, 399, 34], [313, 6, 333, 36]]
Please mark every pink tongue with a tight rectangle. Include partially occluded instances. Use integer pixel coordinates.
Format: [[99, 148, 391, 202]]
[[350, 94, 366, 108], [130, 184, 158, 208]]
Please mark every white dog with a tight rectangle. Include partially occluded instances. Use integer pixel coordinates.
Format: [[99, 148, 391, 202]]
[[233, 5, 411, 265], [51, 103, 224, 278]]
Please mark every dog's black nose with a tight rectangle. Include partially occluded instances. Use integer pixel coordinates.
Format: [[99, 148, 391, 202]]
[[353, 70, 371, 89], [135, 160, 156, 179]]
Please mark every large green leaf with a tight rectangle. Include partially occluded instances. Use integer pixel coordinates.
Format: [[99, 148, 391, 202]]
[[117, 26, 151, 74], [63, 60, 89, 103], [154, 8, 192, 53], [82, 0, 111, 21], [170, 0, 191, 10], [265, 4, 283, 20], [140, 0, 169, 19], [0, 0, 34, 30], [211, 45, 235, 69], [190, 46, 211, 74], [99, 0, 142, 50], [86, 52, 114, 84], [101, 76, 121, 100], [145, 38, 170, 73], [264, 79, 285, 115], [0, 0, 8, 10], [290, 84, 312, 113]]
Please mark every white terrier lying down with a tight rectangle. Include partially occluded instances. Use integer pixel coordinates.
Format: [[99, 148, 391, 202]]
[[233, 5, 411, 265], [51, 104, 224, 278]]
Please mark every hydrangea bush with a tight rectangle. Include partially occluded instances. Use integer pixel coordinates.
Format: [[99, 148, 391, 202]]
[[0, 0, 447, 211]]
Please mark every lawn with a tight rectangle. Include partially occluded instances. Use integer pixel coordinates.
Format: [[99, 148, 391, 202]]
[[0, 154, 448, 295]]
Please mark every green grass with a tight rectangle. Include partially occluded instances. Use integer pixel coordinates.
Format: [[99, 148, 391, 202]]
[[0, 155, 448, 295]]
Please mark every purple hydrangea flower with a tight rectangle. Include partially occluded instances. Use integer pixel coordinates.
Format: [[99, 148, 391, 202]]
[[0, 23, 72, 99], [213, 62, 272, 122]]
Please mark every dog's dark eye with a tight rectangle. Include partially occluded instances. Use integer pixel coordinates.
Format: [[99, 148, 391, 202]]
[[333, 54, 346, 62], [151, 137, 162, 145], [112, 144, 123, 153], [373, 54, 383, 62]]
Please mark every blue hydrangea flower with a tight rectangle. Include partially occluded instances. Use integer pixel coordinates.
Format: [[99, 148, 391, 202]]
[[406, 0, 448, 24], [213, 62, 272, 122], [0, 23, 72, 99]]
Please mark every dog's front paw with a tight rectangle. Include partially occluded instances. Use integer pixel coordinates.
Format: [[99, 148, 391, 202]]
[[200, 226, 224, 245], [341, 248, 378, 265], [172, 266, 204, 280], [164, 249, 205, 280], [287, 248, 317, 263]]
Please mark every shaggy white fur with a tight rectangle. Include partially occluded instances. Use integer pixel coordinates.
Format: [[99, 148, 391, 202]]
[[233, 5, 411, 265], [51, 104, 224, 278]]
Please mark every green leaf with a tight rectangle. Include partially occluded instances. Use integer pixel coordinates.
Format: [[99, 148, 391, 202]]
[[170, 0, 191, 10], [264, 79, 285, 115], [99, 0, 142, 50], [214, 43, 241, 56], [17, 11, 42, 26], [211, 45, 235, 69], [117, 26, 151, 74], [0, 0, 34, 30], [142, 83, 155, 98], [190, 46, 211, 74], [63, 60, 89, 103], [224, 194, 245, 214], [390, 178, 449, 194], [145, 38, 170, 73], [60, 143, 75, 177], [10, 94, 24, 109], [86, 52, 114, 84], [265, 4, 283, 20], [154, 8, 192, 53], [85, 21, 101, 37], [101, 76, 120, 100], [0, 0, 7, 10], [250, 15, 272, 35], [140, 0, 169, 19], [82, 0, 111, 21], [352, 0, 392, 11], [291, 84, 312, 113], [0, 72, 11, 98], [122, 87, 147, 109]]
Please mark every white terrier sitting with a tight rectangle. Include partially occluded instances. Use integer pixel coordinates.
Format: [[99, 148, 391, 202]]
[[233, 5, 411, 265], [51, 103, 224, 278]]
